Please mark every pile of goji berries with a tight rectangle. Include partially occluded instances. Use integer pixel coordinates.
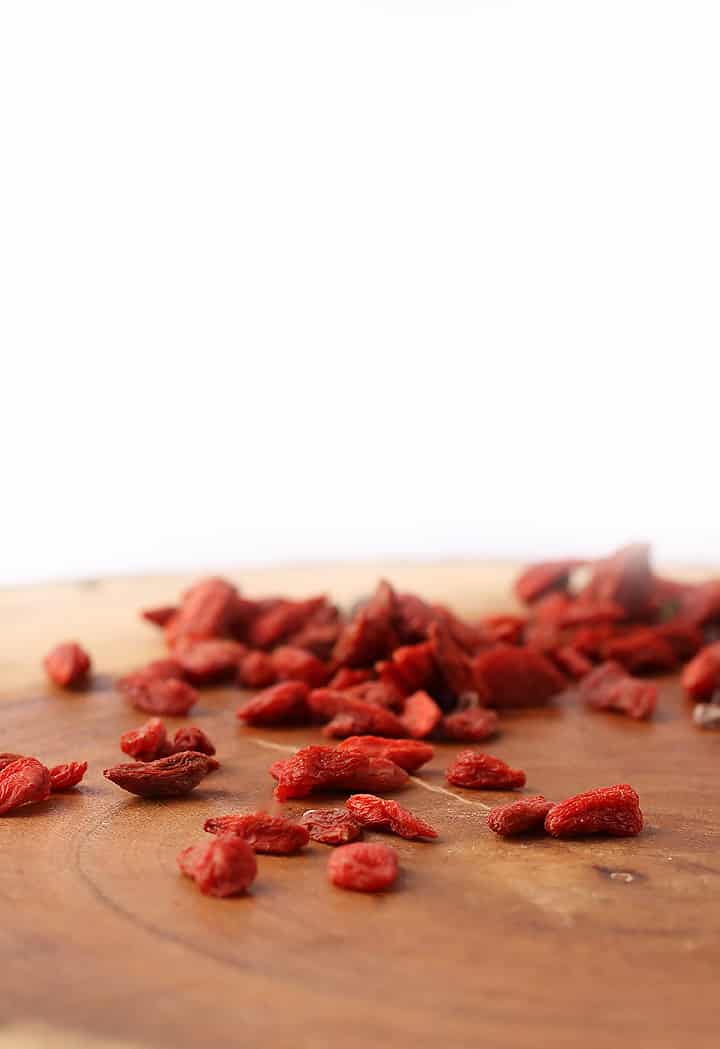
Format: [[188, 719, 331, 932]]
[[8, 543, 720, 896]]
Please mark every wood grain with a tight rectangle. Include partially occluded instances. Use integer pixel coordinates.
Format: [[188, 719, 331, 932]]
[[1, 561, 718, 1049]]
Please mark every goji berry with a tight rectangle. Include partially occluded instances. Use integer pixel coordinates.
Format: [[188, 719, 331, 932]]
[[309, 689, 407, 737], [487, 796, 553, 836], [0, 757, 52, 814], [327, 841, 399, 892], [545, 784, 643, 838], [120, 717, 172, 761], [472, 645, 566, 708], [552, 646, 594, 679], [0, 753, 24, 772], [238, 650, 277, 689], [248, 596, 329, 649], [428, 620, 478, 701], [344, 679, 406, 709], [171, 725, 216, 757], [601, 628, 677, 673], [204, 812, 309, 854], [580, 543, 653, 619], [104, 751, 217, 798], [515, 560, 585, 604], [337, 735, 434, 772], [141, 605, 178, 627], [445, 750, 526, 790], [49, 761, 88, 791], [127, 678, 199, 717], [284, 603, 342, 659], [346, 793, 437, 840], [579, 661, 657, 720], [299, 808, 363, 845], [237, 681, 310, 726], [381, 641, 435, 692], [559, 599, 625, 626], [400, 690, 442, 739], [394, 592, 436, 643], [328, 668, 373, 690], [440, 708, 499, 742], [333, 580, 399, 667], [271, 745, 408, 801], [178, 835, 257, 897], [166, 577, 242, 647], [175, 639, 247, 684], [682, 642, 720, 700], [117, 659, 185, 694], [43, 642, 91, 688], [480, 615, 527, 644], [270, 645, 329, 687]]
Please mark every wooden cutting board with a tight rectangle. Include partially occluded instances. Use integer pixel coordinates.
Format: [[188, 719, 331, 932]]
[[1, 561, 718, 1049]]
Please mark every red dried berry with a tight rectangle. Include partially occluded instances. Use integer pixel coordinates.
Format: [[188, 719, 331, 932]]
[[579, 661, 657, 720], [117, 659, 185, 694], [248, 596, 329, 649], [601, 628, 677, 673], [0, 757, 52, 815], [171, 725, 216, 756], [204, 812, 309, 854], [515, 560, 585, 604], [141, 605, 178, 627], [479, 615, 527, 644], [445, 750, 526, 790], [165, 577, 241, 647], [238, 650, 277, 689], [237, 681, 310, 726], [43, 642, 91, 688], [328, 668, 374, 690], [0, 753, 24, 772], [178, 835, 257, 897], [545, 784, 643, 838], [487, 795, 553, 836], [400, 690, 442, 739], [472, 645, 566, 708], [309, 689, 407, 737], [428, 620, 478, 700], [346, 793, 437, 840], [120, 717, 171, 761], [49, 761, 88, 791], [175, 639, 247, 684], [552, 646, 594, 679], [383, 641, 436, 692], [271, 645, 329, 687], [104, 751, 217, 798], [394, 592, 436, 642], [327, 841, 399, 892], [682, 642, 720, 700], [127, 678, 199, 717], [440, 708, 499, 742], [344, 679, 406, 709], [332, 580, 399, 667], [271, 745, 408, 801], [337, 736, 434, 772], [299, 808, 363, 845]]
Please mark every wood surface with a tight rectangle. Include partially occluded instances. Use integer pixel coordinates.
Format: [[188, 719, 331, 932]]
[[0, 560, 718, 1049]]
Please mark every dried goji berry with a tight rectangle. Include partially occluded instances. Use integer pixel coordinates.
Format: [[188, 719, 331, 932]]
[[238, 650, 277, 689], [0, 757, 52, 814], [346, 793, 437, 840], [344, 679, 406, 709], [487, 795, 553, 836], [120, 717, 172, 761], [49, 761, 88, 791], [271, 645, 329, 687], [381, 641, 436, 692], [175, 639, 247, 684], [104, 751, 217, 798], [166, 577, 241, 647], [299, 808, 363, 845], [445, 750, 526, 790], [579, 661, 657, 720], [601, 628, 677, 673], [237, 681, 310, 726], [682, 642, 720, 700], [327, 841, 399, 892], [515, 560, 585, 604], [479, 615, 527, 644], [117, 659, 185, 694], [545, 784, 643, 838], [309, 689, 407, 737], [43, 642, 91, 688], [328, 668, 373, 690], [171, 725, 216, 757], [400, 690, 442, 739], [337, 735, 434, 772], [127, 678, 199, 717], [394, 592, 436, 643], [472, 645, 566, 708], [428, 620, 478, 701], [204, 812, 309, 854], [248, 596, 329, 649], [552, 646, 594, 679], [0, 753, 24, 772], [271, 745, 408, 801], [284, 603, 341, 658], [178, 835, 257, 897], [332, 580, 399, 667], [580, 543, 654, 619], [440, 708, 499, 742], [141, 605, 178, 627]]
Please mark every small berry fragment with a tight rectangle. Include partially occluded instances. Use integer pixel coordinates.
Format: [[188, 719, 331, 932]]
[[204, 812, 309, 854], [327, 841, 399, 892], [299, 808, 363, 845], [44, 642, 91, 688], [445, 750, 526, 790], [545, 784, 643, 838], [579, 662, 657, 720], [487, 796, 553, 836], [400, 690, 442, 739], [49, 761, 88, 791], [346, 793, 437, 840], [441, 708, 499, 742], [120, 717, 171, 761], [178, 835, 257, 897]]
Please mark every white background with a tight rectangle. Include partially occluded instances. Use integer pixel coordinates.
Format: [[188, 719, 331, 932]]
[[1, 1, 718, 584]]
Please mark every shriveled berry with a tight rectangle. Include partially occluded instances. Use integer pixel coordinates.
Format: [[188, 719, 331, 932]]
[[248, 596, 329, 649], [382, 642, 435, 692], [120, 717, 171, 761], [344, 680, 406, 709], [552, 646, 594, 679], [166, 577, 241, 646], [441, 708, 499, 742], [178, 835, 257, 897], [175, 639, 247, 684], [682, 642, 720, 700], [237, 681, 309, 726], [309, 689, 407, 737], [0, 757, 52, 815], [400, 690, 442, 739], [127, 678, 199, 717], [44, 642, 91, 688], [579, 661, 657, 720], [299, 808, 363, 845], [238, 650, 277, 689], [446, 750, 526, 790], [204, 812, 309, 854], [104, 751, 217, 798], [327, 842, 399, 892], [328, 668, 373, 690], [487, 796, 553, 836], [545, 784, 643, 838], [332, 580, 399, 667], [271, 745, 408, 801], [472, 645, 566, 708], [171, 725, 216, 757], [601, 628, 677, 673], [428, 620, 477, 700], [346, 793, 437, 840], [271, 646, 329, 687], [49, 761, 88, 791], [0, 753, 24, 772], [337, 736, 434, 772], [117, 659, 185, 694]]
